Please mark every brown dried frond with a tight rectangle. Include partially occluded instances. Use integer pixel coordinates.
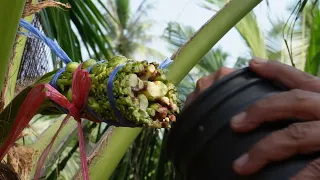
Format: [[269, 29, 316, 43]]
[[6, 144, 38, 180], [23, 0, 71, 17]]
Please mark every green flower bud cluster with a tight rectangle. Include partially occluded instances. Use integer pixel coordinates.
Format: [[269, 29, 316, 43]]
[[56, 55, 180, 128]]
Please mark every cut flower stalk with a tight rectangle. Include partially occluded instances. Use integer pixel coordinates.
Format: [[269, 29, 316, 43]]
[[54, 55, 180, 128]]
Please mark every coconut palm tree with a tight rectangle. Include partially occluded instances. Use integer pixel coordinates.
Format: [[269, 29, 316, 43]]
[[2, 0, 320, 180], [103, 0, 164, 60]]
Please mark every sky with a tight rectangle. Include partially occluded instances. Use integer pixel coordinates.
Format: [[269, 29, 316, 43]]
[[130, 0, 295, 66]]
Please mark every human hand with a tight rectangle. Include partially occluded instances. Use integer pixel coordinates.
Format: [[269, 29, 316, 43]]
[[230, 58, 320, 180], [184, 67, 235, 108]]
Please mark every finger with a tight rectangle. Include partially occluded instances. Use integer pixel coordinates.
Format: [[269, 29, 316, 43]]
[[291, 158, 320, 180], [184, 91, 197, 108], [231, 89, 320, 132], [249, 58, 320, 92], [184, 67, 235, 108], [233, 121, 320, 176], [195, 67, 235, 93], [211, 67, 235, 82]]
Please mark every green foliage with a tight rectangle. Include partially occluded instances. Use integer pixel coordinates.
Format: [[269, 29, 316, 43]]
[[39, 0, 114, 68], [109, 129, 177, 180], [105, 0, 164, 59], [234, 57, 249, 68], [164, 22, 229, 76], [277, 0, 320, 69], [0, 0, 26, 91], [305, 4, 320, 75], [6, 1, 320, 180], [115, 0, 130, 28], [204, 0, 285, 62]]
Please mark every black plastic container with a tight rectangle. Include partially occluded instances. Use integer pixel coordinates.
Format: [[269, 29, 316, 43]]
[[166, 67, 320, 180]]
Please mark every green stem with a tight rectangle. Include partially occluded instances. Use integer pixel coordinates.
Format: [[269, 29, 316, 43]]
[[26, 116, 89, 179], [167, 0, 262, 85], [74, 127, 141, 180], [2, 0, 38, 108], [0, 0, 26, 92], [83, 1, 262, 179]]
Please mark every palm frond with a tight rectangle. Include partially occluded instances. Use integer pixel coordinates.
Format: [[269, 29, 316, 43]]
[[115, 0, 130, 28], [234, 57, 249, 68], [235, 12, 267, 58], [305, 7, 320, 75], [204, 0, 268, 58], [282, 0, 317, 67], [40, 0, 115, 64], [196, 48, 229, 75]]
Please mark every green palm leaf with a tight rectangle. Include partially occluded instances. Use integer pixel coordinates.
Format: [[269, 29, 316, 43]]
[[204, 0, 287, 62], [305, 6, 320, 75], [39, 0, 115, 66], [114, 0, 130, 28]]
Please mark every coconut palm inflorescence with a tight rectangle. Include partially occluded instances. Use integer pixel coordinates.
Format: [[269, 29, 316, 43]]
[[55, 55, 180, 128]]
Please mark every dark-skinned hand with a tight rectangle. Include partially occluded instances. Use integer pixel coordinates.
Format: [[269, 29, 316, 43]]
[[184, 58, 320, 180]]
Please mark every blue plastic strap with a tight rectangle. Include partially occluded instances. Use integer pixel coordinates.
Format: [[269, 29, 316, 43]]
[[107, 64, 127, 124], [159, 57, 173, 69], [48, 67, 70, 114], [86, 60, 105, 73], [49, 67, 66, 89], [18, 19, 72, 114], [85, 60, 124, 125], [18, 19, 72, 64]]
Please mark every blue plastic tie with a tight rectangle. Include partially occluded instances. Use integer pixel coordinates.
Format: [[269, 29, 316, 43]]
[[49, 67, 66, 90], [18, 19, 72, 64], [87, 60, 105, 73], [107, 64, 129, 125], [48, 67, 70, 114], [159, 57, 173, 69]]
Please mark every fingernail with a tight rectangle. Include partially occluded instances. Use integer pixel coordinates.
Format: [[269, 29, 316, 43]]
[[234, 153, 249, 168], [231, 112, 246, 126], [252, 57, 267, 64]]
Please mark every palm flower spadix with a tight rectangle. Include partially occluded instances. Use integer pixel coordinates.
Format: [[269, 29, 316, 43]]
[[55, 55, 180, 128]]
